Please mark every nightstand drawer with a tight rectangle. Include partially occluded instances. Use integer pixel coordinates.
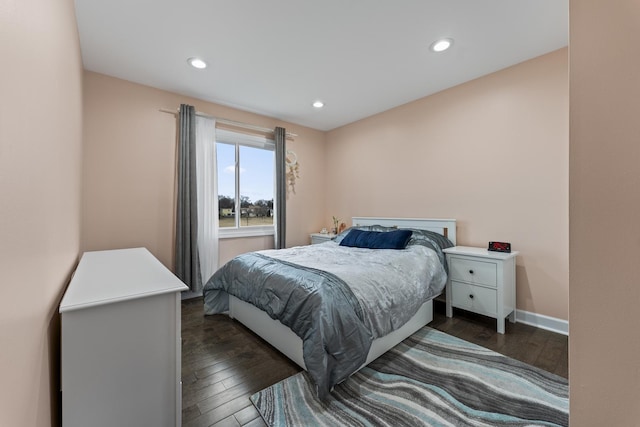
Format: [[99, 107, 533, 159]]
[[449, 257, 497, 288], [451, 281, 497, 316]]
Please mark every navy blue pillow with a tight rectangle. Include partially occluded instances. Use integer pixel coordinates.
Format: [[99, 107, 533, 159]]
[[339, 229, 413, 250]]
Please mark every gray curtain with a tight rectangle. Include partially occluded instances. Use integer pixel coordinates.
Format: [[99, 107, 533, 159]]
[[176, 104, 201, 290], [274, 127, 286, 249]]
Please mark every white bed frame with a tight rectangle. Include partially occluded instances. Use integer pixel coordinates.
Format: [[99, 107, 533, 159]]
[[228, 217, 457, 371]]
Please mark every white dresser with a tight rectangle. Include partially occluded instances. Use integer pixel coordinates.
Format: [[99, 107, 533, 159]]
[[60, 248, 188, 427], [444, 246, 519, 334]]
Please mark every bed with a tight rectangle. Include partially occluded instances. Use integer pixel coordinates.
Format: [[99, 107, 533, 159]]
[[203, 217, 456, 398]]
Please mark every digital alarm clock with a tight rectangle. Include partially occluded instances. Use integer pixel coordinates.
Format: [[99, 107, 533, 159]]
[[488, 241, 511, 253]]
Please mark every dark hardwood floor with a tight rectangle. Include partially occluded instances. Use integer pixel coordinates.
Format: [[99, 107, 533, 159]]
[[181, 297, 568, 427]]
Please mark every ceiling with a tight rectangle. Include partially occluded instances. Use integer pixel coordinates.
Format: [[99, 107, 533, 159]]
[[74, 0, 568, 131]]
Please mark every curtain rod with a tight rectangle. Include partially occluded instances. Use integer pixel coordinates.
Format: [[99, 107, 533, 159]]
[[159, 108, 297, 139]]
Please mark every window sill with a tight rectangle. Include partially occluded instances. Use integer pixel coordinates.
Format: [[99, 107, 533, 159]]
[[218, 227, 275, 239]]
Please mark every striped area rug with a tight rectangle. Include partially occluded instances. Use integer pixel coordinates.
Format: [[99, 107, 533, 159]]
[[251, 327, 568, 426]]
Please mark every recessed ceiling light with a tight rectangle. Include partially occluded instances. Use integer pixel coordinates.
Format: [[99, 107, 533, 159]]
[[188, 57, 207, 69], [430, 38, 453, 53], [312, 101, 324, 108]]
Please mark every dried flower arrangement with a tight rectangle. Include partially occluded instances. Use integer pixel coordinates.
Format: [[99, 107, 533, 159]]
[[332, 216, 340, 234]]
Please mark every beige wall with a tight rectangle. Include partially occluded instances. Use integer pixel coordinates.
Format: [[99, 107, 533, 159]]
[[326, 49, 569, 320], [0, 0, 83, 426], [569, 0, 640, 423], [82, 72, 326, 270]]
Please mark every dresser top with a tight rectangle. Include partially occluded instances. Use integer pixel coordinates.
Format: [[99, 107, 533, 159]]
[[60, 248, 188, 313], [443, 245, 519, 260]]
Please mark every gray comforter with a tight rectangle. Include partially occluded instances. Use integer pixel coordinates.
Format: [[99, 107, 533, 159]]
[[203, 231, 450, 398]]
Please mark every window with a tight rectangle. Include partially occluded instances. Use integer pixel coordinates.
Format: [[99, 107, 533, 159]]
[[216, 129, 275, 237]]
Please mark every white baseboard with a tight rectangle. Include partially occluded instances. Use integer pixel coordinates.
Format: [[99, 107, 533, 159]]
[[516, 309, 568, 336]]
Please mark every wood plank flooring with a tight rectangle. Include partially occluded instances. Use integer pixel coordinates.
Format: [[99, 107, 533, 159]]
[[181, 298, 568, 427]]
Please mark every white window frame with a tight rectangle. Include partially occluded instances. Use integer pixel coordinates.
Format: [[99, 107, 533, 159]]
[[216, 129, 275, 239]]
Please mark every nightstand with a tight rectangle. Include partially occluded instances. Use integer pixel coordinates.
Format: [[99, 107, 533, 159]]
[[443, 246, 519, 334], [310, 233, 335, 245]]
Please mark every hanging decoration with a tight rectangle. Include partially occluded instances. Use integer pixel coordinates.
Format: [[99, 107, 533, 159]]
[[285, 150, 300, 197]]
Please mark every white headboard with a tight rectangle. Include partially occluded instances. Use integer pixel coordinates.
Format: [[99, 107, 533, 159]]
[[351, 217, 457, 246]]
